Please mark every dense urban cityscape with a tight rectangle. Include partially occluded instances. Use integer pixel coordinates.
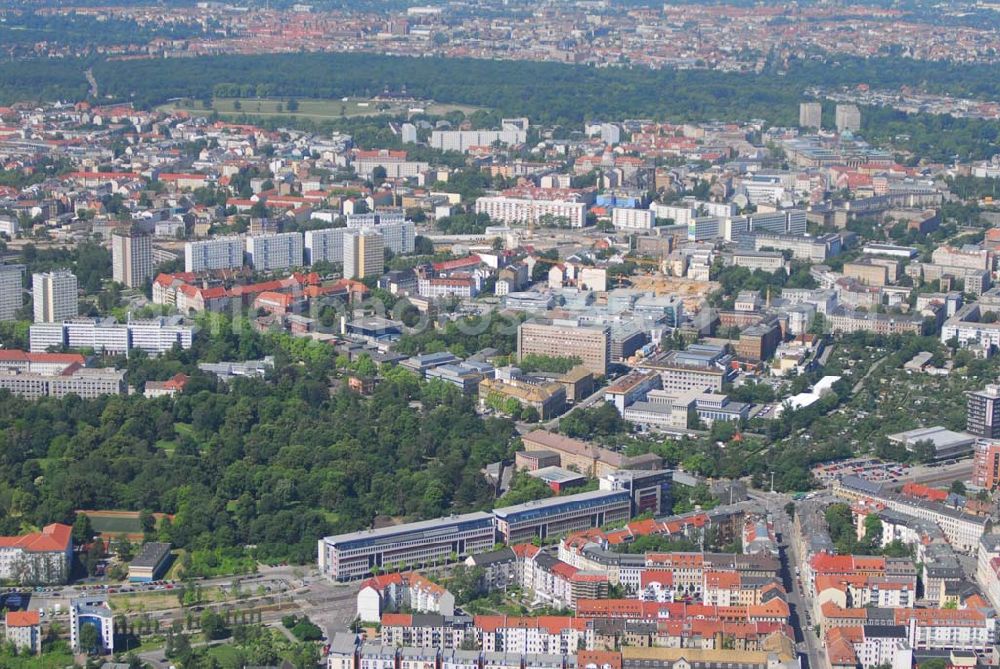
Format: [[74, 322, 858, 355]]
[[3, 0, 1000, 669]]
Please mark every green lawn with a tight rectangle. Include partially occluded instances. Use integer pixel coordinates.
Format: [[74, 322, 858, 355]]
[[159, 96, 484, 121], [206, 643, 244, 666], [0, 650, 76, 668], [156, 439, 177, 454]]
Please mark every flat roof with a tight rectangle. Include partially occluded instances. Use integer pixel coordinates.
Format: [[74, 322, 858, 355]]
[[528, 466, 587, 484], [324, 512, 494, 548], [130, 542, 172, 569], [493, 489, 629, 520]]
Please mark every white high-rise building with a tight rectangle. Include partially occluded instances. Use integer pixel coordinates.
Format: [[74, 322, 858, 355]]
[[184, 237, 245, 273], [0, 265, 23, 322], [112, 232, 153, 288], [32, 271, 78, 324], [343, 228, 384, 280], [346, 211, 414, 255], [304, 227, 346, 265], [799, 102, 822, 129], [245, 232, 304, 271], [835, 104, 862, 133], [401, 123, 418, 144]]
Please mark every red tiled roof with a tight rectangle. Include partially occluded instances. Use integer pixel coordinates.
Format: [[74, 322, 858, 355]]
[[0, 351, 85, 365], [5, 611, 40, 627], [0, 524, 72, 553]]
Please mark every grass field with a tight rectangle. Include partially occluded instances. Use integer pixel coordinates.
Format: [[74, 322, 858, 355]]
[[110, 590, 179, 613], [158, 96, 484, 121], [82, 511, 143, 535]]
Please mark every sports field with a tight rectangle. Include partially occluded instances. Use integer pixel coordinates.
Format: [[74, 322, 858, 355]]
[[159, 96, 484, 121]]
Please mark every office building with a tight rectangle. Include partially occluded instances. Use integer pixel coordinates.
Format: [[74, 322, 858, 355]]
[[737, 321, 782, 362], [835, 104, 862, 133], [967, 385, 1000, 439], [0, 265, 24, 321], [245, 232, 304, 271], [70, 597, 114, 654], [344, 228, 385, 279], [752, 232, 841, 262], [599, 470, 673, 516], [520, 429, 662, 478], [111, 231, 153, 288], [972, 439, 1000, 490], [517, 321, 611, 375], [0, 364, 127, 400], [731, 250, 786, 274], [305, 227, 346, 265], [184, 237, 244, 273], [493, 489, 631, 543], [478, 377, 567, 419], [0, 523, 72, 584], [0, 350, 128, 400], [318, 512, 496, 582], [637, 345, 733, 395], [31, 270, 77, 323], [800, 102, 822, 130]]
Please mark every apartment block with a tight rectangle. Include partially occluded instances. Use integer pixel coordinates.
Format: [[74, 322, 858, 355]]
[[112, 231, 154, 288], [0, 524, 72, 585], [517, 321, 611, 375], [346, 216, 415, 255], [32, 270, 77, 323], [966, 385, 1000, 438], [29, 317, 193, 357], [357, 572, 455, 622], [476, 196, 587, 229], [612, 208, 654, 230], [0, 265, 23, 321], [245, 232, 304, 271], [184, 237, 245, 273], [835, 104, 862, 133], [4, 611, 41, 654], [800, 102, 822, 129], [304, 227, 346, 265], [344, 228, 385, 279], [972, 440, 1000, 489], [430, 129, 527, 152]]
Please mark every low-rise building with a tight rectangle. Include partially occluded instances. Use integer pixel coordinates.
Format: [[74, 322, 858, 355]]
[[4, 611, 41, 654], [357, 572, 455, 622]]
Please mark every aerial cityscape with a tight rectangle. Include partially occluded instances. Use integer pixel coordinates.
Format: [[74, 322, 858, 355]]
[[3, 0, 1000, 668]]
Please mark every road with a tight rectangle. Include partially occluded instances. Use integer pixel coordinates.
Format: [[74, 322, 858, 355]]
[[85, 68, 98, 98], [749, 491, 826, 669], [903, 459, 974, 487]]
